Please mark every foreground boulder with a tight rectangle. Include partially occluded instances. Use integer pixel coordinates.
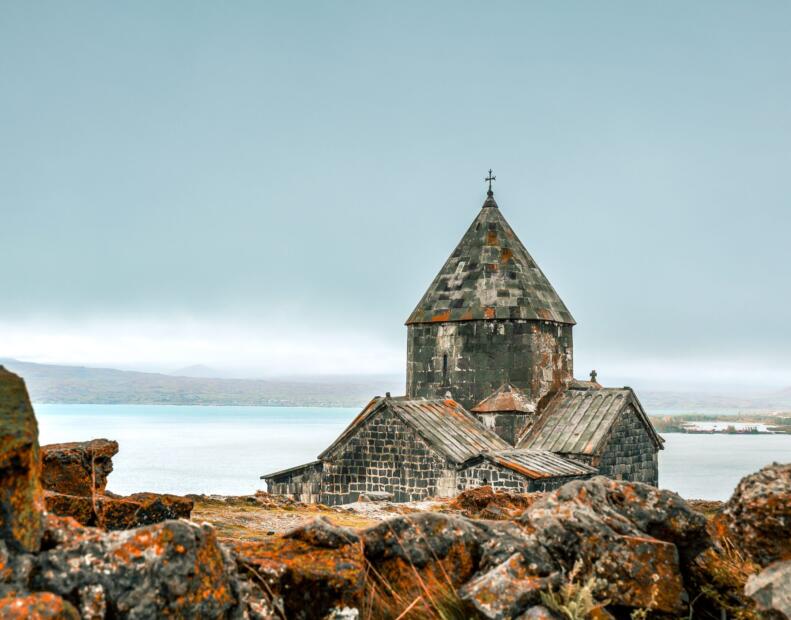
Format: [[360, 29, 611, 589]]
[[745, 560, 791, 619], [0, 367, 44, 553], [39, 435, 194, 530], [234, 478, 713, 619], [448, 485, 540, 520], [41, 439, 118, 497], [722, 461, 791, 567], [233, 517, 363, 619], [464, 476, 701, 617], [0, 591, 79, 619], [33, 515, 251, 618], [0, 371, 266, 619], [44, 491, 193, 530]]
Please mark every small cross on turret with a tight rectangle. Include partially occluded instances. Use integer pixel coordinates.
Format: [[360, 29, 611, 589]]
[[485, 169, 496, 195], [590, 369, 598, 383]]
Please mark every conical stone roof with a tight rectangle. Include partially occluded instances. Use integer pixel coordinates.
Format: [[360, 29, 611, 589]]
[[406, 192, 575, 325]]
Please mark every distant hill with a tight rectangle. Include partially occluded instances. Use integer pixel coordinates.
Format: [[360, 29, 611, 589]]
[[0, 359, 402, 408], [638, 389, 791, 414], [1, 358, 789, 412], [168, 364, 225, 378]]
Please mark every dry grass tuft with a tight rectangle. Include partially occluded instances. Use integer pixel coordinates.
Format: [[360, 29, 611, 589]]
[[540, 561, 608, 620]]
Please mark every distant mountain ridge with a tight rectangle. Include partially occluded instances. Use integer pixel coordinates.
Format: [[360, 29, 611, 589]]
[[168, 364, 225, 378], [0, 359, 402, 408], [1, 358, 789, 412]]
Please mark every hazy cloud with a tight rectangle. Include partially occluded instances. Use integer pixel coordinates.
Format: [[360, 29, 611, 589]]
[[1, 3, 789, 388]]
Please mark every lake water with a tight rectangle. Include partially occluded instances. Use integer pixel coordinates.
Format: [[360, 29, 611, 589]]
[[35, 404, 791, 501]]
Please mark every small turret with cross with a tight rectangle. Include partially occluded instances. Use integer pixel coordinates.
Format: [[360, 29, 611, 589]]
[[485, 169, 496, 196]]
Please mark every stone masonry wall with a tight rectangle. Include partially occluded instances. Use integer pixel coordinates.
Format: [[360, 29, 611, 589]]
[[458, 462, 529, 492], [406, 319, 573, 410], [319, 408, 455, 505], [595, 405, 659, 486], [472, 412, 534, 446], [265, 462, 323, 504], [458, 461, 593, 492]]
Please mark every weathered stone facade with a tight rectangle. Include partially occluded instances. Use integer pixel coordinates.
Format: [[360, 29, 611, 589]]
[[264, 461, 323, 504], [406, 319, 573, 409], [457, 461, 591, 493], [595, 405, 659, 485], [470, 411, 532, 446], [318, 407, 455, 505], [263, 185, 664, 503], [263, 397, 599, 505], [405, 190, 576, 411]]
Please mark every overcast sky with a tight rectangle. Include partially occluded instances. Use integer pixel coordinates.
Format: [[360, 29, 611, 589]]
[[1, 2, 789, 389]]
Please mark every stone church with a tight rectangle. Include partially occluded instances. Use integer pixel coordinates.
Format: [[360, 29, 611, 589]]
[[263, 179, 663, 505]]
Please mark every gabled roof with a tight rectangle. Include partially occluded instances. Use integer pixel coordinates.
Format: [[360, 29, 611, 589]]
[[517, 386, 664, 455], [319, 396, 510, 464], [470, 383, 536, 414], [406, 192, 575, 325], [461, 449, 597, 479]]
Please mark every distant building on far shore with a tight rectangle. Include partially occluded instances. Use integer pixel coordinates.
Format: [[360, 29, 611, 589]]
[[263, 176, 664, 505], [682, 421, 774, 434]]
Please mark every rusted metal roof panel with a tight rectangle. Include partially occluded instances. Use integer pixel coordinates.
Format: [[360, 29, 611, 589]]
[[405, 194, 575, 326], [517, 387, 663, 455], [470, 383, 536, 414], [465, 449, 597, 479], [388, 398, 511, 463], [318, 395, 509, 464], [261, 460, 322, 481]]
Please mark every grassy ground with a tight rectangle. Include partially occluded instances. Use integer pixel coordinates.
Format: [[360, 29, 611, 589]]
[[190, 497, 380, 542]]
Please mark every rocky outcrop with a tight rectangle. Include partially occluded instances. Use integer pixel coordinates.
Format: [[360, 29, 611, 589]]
[[722, 461, 791, 567], [463, 477, 702, 617], [0, 591, 80, 619], [716, 462, 791, 619], [233, 466, 790, 619], [32, 515, 251, 619], [448, 485, 540, 520], [0, 367, 44, 554], [40, 440, 118, 497], [745, 560, 791, 619], [0, 369, 261, 618], [39, 437, 193, 530], [234, 518, 363, 619], [229, 478, 710, 618], [44, 491, 193, 531]]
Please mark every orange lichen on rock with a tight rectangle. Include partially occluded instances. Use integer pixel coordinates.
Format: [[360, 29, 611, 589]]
[[596, 535, 684, 613], [0, 367, 44, 554], [0, 592, 79, 620], [33, 518, 242, 618], [233, 518, 364, 618], [45, 488, 193, 531], [460, 552, 558, 618], [448, 485, 540, 520], [40, 439, 118, 497], [721, 461, 791, 567]]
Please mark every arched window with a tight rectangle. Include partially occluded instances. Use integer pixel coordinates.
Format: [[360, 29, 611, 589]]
[[442, 353, 448, 384]]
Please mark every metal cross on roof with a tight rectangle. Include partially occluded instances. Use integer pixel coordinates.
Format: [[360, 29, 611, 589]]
[[485, 169, 496, 193]]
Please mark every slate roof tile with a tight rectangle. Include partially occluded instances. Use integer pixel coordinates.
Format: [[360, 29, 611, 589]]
[[461, 449, 597, 479], [405, 193, 575, 325]]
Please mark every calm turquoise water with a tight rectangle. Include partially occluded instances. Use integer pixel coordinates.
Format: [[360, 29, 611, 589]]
[[35, 404, 791, 501]]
